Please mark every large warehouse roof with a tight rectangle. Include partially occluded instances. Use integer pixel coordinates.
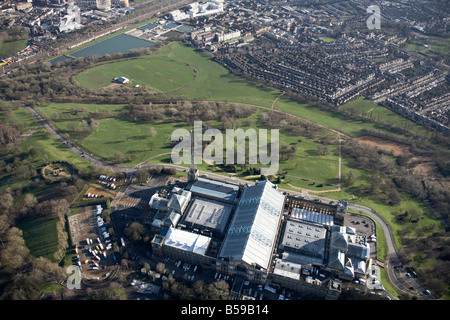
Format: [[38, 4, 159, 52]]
[[219, 180, 285, 270], [281, 218, 328, 260], [181, 198, 233, 234]]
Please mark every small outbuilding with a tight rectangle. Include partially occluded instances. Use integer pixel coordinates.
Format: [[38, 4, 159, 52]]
[[117, 76, 130, 84]]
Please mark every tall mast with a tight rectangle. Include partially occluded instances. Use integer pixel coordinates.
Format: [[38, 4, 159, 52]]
[[188, 129, 199, 181]]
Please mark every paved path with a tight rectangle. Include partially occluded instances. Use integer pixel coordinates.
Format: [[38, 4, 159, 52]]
[[25, 104, 438, 300]]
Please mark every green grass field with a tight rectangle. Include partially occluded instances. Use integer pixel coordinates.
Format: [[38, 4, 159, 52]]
[[76, 41, 428, 139], [19, 217, 59, 261], [75, 58, 196, 92], [320, 37, 336, 43], [81, 117, 178, 165], [406, 37, 450, 58], [0, 39, 28, 58], [37, 102, 341, 184], [21, 127, 92, 169], [58, 41, 434, 199], [36, 102, 125, 124], [76, 41, 280, 108], [340, 97, 428, 135], [158, 42, 281, 107]]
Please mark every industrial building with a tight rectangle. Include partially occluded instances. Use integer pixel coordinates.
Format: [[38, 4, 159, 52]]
[[58, 3, 82, 33], [149, 170, 370, 299], [169, 0, 224, 21], [218, 179, 285, 281]]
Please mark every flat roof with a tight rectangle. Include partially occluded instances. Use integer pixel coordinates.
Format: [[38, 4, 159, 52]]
[[281, 218, 327, 260], [139, 23, 158, 30], [273, 258, 301, 280], [190, 177, 239, 201], [164, 227, 211, 256], [181, 197, 233, 234]]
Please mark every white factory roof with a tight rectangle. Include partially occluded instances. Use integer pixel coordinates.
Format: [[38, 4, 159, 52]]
[[164, 227, 211, 256]]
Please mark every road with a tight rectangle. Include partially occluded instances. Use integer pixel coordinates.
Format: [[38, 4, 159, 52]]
[[25, 104, 439, 300]]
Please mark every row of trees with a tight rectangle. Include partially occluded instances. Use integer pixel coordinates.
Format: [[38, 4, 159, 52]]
[[123, 100, 256, 126], [143, 262, 230, 300], [162, 277, 230, 300], [340, 134, 450, 297], [0, 203, 69, 299], [0, 103, 98, 299]]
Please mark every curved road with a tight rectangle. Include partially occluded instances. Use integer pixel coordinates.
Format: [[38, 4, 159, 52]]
[[25, 105, 438, 300]]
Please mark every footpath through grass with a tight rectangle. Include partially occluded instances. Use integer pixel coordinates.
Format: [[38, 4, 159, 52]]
[[78, 41, 428, 139], [52, 41, 441, 277]]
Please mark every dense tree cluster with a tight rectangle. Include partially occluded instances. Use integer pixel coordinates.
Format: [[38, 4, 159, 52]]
[[341, 129, 450, 297], [123, 100, 256, 127], [0, 200, 68, 299], [0, 122, 21, 147], [399, 237, 450, 297], [162, 275, 230, 300]]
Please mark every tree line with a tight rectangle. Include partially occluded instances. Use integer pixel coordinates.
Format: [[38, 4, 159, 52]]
[[0, 196, 71, 299], [122, 100, 256, 126], [340, 134, 450, 298]]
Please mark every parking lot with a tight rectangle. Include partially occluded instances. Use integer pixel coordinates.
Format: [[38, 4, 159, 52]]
[[344, 211, 377, 260], [111, 173, 170, 241], [69, 206, 100, 247], [69, 205, 117, 280]]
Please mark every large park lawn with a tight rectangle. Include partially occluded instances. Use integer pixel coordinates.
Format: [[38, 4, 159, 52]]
[[60, 41, 432, 188], [75, 57, 196, 92], [76, 41, 427, 138], [36, 102, 341, 185]]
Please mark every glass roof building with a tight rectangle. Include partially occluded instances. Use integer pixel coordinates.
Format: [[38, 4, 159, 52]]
[[189, 177, 240, 202], [219, 180, 285, 270]]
